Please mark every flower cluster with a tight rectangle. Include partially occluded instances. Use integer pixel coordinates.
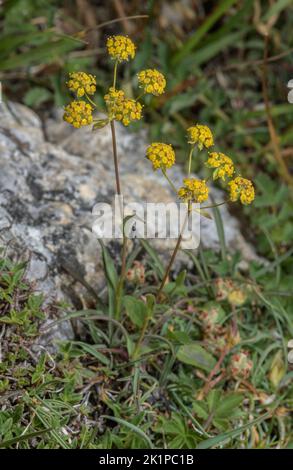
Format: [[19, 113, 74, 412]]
[[138, 69, 166, 96], [63, 35, 254, 214], [187, 124, 214, 149], [63, 101, 93, 128], [106, 35, 135, 62], [230, 351, 253, 379], [126, 261, 145, 285], [206, 152, 234, 181], [200, 303, 226, 337], [104, 87, 142, 126], [67, 72, 96, 97], [64, 36, 167, 131], [228, 176, 255, 205], [146, 142, 175, 171], [178, 178, 209, 203]]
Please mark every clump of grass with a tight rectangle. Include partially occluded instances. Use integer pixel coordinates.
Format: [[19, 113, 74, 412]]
[[1, 242, 292, 448]]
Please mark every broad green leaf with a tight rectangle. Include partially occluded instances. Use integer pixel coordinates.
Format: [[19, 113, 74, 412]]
[[192, 401, 209, 420], [177, 343, 216, 372], [215, 393, 244, 419], [123, 295, 147, 328]]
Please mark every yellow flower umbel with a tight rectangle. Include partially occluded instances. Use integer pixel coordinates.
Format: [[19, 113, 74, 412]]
[[67, 72, 96, 97], [146, 142, 175, 171], [138, 69, 166, 96], [206, 152, 234, 180], [228, 176, 255, 205], [178, 178, 209, 203], [63, 101, 93, 128], [187, 124, 214, 150], [106, 35, 135, 62], [104, 87, 142, 126]]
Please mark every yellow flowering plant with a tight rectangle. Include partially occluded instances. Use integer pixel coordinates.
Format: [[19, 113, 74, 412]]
[[63, 35, 167, 321], [62, 34, 255, 351], [144, 122, 255, 299]]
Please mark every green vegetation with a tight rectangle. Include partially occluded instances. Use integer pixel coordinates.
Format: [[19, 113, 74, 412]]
[[0, 230, 292, 448], [0, 0, 292, 449]]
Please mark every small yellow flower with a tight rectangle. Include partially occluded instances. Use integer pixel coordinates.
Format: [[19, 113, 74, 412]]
[[63, 101, 93, 128], [206, 152, 234, 180], [228, 176, 255, 205], [178, 178, 209, 203], [187, 124, 214, 150], [66, 72, 96, 97], [146, 142, 175, 171], [104, 87, 142, 126], [137, 69, 166, 96], [106, 35, 135, 62]]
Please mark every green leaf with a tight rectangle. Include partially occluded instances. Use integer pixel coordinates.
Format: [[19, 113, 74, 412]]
[[172, 0, 239, 64], [123, 295, 147, 328], [0, 39, 78, 71], [72, 341, 110, 367], [177, 343, 216, 372], [207, 389, 221, 411], [101, 415, 154, 449], [192, 401, 209, 420], [196, 412, 271, 448], [31, 353, 46, 384], [99, 241, 118, 289], [215, 393, 243, 419], [0, 428, 53, 448], [146, 294, 155, 318], [93, 119, 109, 130], [175, 270, 186, 288], [167, 330, 191, 345]]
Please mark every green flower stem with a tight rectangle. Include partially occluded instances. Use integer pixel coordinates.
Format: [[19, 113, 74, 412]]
[[135, 91, 146, 102], [113, 60, 118, 89], [200, 201, 227, 210], [188, 146, 194, 175], [109, 119, 127, 320], [110, 120, 121, 195], [161, 169, 177, 194], [156, 202, 191, 301], [85, 93, 97, 108]]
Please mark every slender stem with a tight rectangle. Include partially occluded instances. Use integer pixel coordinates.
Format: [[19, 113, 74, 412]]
[[200, 201, 227, 210], [85, 92, 97, 108], [156, 143, 195, 301], [201, 347, 228, 397], [156, 203, 191, 301], [162, 169, 178, 194], [113, 60, 118, 89], [188, 146, 194, 175], [156, 234, 183, 301], [110, 119, 127, 320], [110, 120, 121, 195], [135, 91, 145, 102]]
